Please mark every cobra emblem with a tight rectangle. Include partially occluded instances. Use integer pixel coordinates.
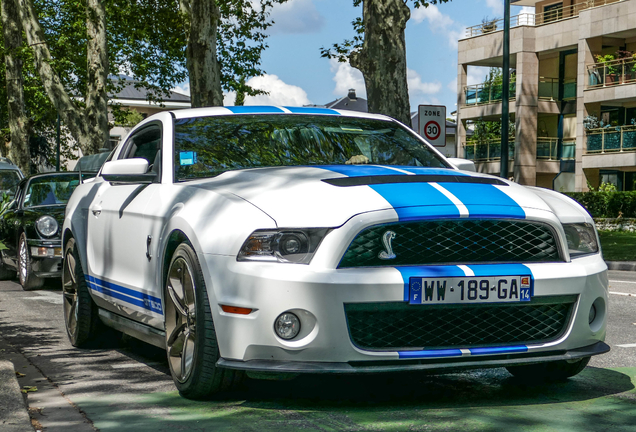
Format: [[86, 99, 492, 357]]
[[378, 230, 397, 260]]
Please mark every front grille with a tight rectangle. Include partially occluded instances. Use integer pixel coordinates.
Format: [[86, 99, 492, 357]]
[[344, 295, 576, 351], [338, 219, 561, 268]]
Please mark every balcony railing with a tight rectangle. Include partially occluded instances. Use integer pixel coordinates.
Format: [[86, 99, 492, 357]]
[[586, 126, 636, 153], [465, 0, 624, 38], [538, 78, 577, 101], [464, 80, 516, 106], [464, 139, 515, 162], [587, 57, 636, 88], [536, 138, 576, 160]]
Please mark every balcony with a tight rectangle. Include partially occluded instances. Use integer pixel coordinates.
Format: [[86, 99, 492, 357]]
[[536, 138, 576, 160], [587, 57, 636, 88], [464, 139, 515, 162], [586, 125, 636, 153], [464, 80, 516, 106], [464, 0, 624, 38]]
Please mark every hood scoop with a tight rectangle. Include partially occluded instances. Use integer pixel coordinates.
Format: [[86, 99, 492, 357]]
[[322, 175, 508, 187]]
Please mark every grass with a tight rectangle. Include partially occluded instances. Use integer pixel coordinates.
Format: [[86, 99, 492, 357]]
[[599, 231, 636, 261]]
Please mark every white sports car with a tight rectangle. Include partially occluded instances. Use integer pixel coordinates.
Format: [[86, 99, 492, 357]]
[[62, 106, 609, 399]]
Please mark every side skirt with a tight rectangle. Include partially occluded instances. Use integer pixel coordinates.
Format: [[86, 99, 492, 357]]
[[98, 308, 165, 349]]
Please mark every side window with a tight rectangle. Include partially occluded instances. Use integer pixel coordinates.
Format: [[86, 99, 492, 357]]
[[121, 125, 162, 181]]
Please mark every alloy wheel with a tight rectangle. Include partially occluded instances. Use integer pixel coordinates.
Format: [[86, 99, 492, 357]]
[[18, 238, 28, 283], [62, 244, 79, 337], [165, 256, 197, 383]]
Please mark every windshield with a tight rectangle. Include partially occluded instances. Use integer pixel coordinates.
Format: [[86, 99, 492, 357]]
[[174, 115, 449, 181], [0, 170, 21, 197], [23, 174, 81, 207]]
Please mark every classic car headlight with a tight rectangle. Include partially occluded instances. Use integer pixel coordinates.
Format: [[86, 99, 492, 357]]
[[238, 229, 330, 264], [35, 215, 58, 237], [563, 223, 598, 257]]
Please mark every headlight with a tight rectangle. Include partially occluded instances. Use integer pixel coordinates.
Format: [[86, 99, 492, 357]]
[[238, 229, 330, 264], [563, 223, 598, 257], [35, 215, 59, 237]]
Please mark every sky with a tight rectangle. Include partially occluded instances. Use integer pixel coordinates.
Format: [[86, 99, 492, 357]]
[[173, 0, 533, 116]]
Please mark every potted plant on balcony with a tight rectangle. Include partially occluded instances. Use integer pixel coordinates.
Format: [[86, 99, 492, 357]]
[[595, 54, 620, 85], [481, 17, 498, 34]]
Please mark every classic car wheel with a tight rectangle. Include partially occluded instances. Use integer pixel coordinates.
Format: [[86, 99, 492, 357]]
[[506, 356, 590, 382], [165, 243, 242, 399], [62, 237, 99, 347], [18, 233, 44, 290]]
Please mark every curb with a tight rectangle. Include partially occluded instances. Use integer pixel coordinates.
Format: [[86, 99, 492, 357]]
[[0, 360, 33, 432], [606, 261, 636, 271]]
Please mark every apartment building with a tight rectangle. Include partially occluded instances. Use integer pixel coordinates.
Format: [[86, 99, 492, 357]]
[[457, 0, 636, 191]]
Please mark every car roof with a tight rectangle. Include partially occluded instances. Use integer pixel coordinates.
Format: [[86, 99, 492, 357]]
[[169, 105, 393, 122], [0, 159, 21, 171]]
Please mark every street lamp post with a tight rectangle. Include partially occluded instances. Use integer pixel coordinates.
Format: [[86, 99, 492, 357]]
[[500, 0, 511, 179]]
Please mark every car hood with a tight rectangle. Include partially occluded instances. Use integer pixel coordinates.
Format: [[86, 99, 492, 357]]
[[190, 166, 578, 227]]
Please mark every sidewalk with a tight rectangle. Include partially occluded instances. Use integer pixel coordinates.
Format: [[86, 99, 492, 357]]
[[0, 360, 33, 432]]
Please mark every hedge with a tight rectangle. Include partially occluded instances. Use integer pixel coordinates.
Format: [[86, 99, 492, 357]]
[[565, 192, 636, 218]]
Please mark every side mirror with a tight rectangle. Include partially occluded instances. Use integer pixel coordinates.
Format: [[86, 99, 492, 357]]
[[101, 158, 155, 183], [447, 157, 476, 172]]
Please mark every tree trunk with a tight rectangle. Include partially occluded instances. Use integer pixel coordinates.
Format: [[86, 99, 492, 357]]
[[350, 0, 412, 127], [180, 0, 223, 107], [85, 0, 109, 154], [1, 0, 31, 174], [18, 0, 108, 156]]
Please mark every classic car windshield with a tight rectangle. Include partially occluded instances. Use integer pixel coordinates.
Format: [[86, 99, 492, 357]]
[[23, 174, 81, 207], [174, 115, 449, 181]]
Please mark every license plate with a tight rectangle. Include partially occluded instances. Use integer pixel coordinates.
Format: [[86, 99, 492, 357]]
[[409, 276, 532, 304]]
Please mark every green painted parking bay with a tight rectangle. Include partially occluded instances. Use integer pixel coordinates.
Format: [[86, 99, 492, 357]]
[[74, 367, 636, 431]]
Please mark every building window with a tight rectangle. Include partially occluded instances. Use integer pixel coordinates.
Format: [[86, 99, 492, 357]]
[[543, 3, 563, 23]]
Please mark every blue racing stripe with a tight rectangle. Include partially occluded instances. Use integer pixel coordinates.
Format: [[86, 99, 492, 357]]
[[438, 183, 526, 219], [395, 265, 467, 301], [283, 106, 340, 115], [469, 346, 528, 355], [369, 183, 459, 221], [320, 165, 412, 177], [86, 276, 163, 314], [224, 106, 285, 114], [398, 349, 463, 359], [466, 264, 532, 277]]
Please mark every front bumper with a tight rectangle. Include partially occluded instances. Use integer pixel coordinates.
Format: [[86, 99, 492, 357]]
[[217, 341, 610, 374], [27, 239, 62, 278], [201, 252, 609, 369]]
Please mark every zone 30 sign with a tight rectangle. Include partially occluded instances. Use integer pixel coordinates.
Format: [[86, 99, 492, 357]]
[[418, 105, 446, 147]]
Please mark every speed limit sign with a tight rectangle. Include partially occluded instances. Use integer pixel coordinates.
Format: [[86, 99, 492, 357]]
[[418, 105, 446, 147]]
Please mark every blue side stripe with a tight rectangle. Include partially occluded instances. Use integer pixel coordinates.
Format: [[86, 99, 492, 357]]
[[283, 106, 340, 115], [395, 266, 467, 301], [398, 349, 463, 359], [439, 183, 526, 219], [225, 106, 285, 114], [86, 276, 163, 315], [469, 346, 528, 355]]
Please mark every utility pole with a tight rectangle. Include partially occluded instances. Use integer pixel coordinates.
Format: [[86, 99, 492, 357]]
[[500, 0, 511, 179]]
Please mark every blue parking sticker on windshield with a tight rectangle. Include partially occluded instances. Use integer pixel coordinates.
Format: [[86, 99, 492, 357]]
[[180, 151, 197, 166]]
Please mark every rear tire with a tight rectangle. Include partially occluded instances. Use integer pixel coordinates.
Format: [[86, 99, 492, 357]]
[[506, 356, 590, 382], [164, 242, 243, 399], [18, 233, 44, 290], [62, 237, 100, 347]]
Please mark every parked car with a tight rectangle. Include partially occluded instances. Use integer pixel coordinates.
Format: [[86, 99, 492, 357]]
[[74, 151, 111, 172], [0, 172, 88, 289], [62, 107, 609, 399], [0, 157, 24, 198]]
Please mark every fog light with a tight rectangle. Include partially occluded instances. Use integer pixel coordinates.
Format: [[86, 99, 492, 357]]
[[589, 304, 597, 324], [274, 312, 300, 340]]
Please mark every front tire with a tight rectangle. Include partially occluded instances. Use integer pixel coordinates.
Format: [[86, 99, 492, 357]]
[[164, 242, 242, 399], [506, 357, 590, 382], [62, 236, 99, 347], [18, 233, 44, 290]]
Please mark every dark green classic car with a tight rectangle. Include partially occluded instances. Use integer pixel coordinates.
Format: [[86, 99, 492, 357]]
[[0, 172, 90, 290]]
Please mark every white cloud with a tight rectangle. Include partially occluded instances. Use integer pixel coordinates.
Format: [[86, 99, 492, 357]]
[[408, 69, 442, 96], [411, 4, 464, 48], [267, 0, 325, 35], [485, 0, 503, 17], [329, 59, 366, 98], [224, 74, 311, 106], [172, 83, 190, 96], [467, 67, 489, 85]]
